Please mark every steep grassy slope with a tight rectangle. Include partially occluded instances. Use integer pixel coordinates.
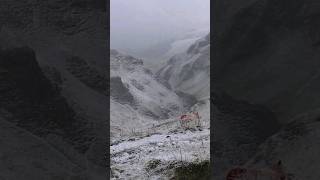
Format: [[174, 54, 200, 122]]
[[214, 0, 320, 179], [0, 1, 108, 179]]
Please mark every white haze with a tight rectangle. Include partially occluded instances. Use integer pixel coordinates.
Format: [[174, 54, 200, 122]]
[[110, 0, 210, 55]]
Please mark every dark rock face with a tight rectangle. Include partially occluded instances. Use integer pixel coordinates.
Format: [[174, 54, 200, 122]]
[[130, 79, 144, 91], [214, 0, 320, 122], [110, 76, 136, 106], [0, 47, 53, 102], [175, 91, 197, 110], [155, 65, 173, 90], [212, 92, 280, 179], [0, 47, 91, 153]]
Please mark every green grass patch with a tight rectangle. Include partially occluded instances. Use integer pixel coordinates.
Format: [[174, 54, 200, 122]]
[[145, 159, 162, 171], [171, 160, 210, 180]]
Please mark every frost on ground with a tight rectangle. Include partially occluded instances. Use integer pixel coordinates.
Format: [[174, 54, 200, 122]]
[[110, 121, 210, 180], [110, 34, 210, 179], [110, 99, 210, 179]]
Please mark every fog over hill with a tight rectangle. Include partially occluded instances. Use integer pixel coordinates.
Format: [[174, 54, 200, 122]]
[[110, 0, 210, 71]]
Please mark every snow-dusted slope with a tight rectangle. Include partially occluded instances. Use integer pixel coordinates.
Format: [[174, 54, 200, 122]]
[[111, 99, 210, 179], [0, 46, 108, 179], [110, 36, 210, 179], [0, 116, 83, 180], [111, 94, 210, 179], [0, 1, 108, 178], [111, 128, 210, 180], [0, 112, 105, 180], [110, 50, 184, 137], [157, 34, 210, 101], [135, 29, 209, 72], [212, 1, 320, 178], [213, 0, 320, 123]]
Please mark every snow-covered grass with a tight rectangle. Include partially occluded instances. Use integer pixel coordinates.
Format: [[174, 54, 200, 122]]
[[110, 93, 210, 179], [110, 127, 210, 179]]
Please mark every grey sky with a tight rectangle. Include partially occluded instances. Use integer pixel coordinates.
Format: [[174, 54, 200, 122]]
[[111, 0, 210, 53]]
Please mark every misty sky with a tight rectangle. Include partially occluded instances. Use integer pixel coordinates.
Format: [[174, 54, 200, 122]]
[[111, 0, 210, 53]]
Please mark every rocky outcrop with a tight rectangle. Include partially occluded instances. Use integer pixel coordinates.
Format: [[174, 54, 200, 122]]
[[110, 77, 135, 106]]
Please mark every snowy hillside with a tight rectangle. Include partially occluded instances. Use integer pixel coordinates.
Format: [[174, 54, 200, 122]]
[[110, 49, 184, 138], [157, 34, 210, 101], [0, 1, 108, 179], [0, 113, 108, 180], [111, 127, 210, 179], [110, 35, 210, 179], [136, 28, 209, 72], [0, 46, 107, 179], [111, 98, 210, 179]]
